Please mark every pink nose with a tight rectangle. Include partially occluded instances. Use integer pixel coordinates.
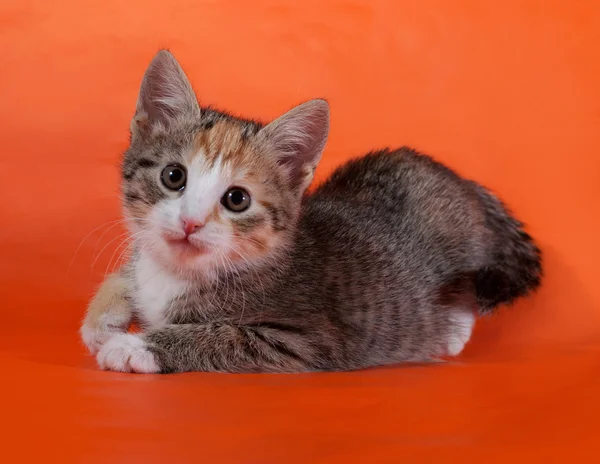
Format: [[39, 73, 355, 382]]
[[181, 218, 204, 236]]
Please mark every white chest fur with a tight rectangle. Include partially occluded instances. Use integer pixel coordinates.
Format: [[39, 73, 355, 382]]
[[132, 251, 189, 329]]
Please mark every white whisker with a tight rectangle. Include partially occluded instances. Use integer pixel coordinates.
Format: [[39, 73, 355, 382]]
[[67, 218, 124, 276]]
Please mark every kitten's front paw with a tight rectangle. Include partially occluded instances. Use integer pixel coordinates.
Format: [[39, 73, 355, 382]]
[[96, 333, 160, 374], [80, 312, 130, 355], [81, 326, 118, 355]]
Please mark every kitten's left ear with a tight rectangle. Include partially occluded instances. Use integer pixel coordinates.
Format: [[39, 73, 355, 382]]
[[258, 99, 330, 193]]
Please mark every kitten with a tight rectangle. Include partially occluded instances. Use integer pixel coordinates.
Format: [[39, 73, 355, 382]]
[[80, 50, 542, 373]]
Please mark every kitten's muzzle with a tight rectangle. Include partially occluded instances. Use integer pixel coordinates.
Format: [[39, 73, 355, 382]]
[[165, 235, 208, 256]]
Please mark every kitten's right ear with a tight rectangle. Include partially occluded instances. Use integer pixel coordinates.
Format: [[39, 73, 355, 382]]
[[132, 50, 200, 136]]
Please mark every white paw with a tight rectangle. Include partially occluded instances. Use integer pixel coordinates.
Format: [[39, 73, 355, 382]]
[[81, 325, 118, 355], [80, 312, 130, 355], [447, 309, 475, 356], [96, 333, 160, 373]]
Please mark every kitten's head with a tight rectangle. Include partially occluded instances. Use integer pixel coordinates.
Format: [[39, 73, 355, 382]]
[[122, 50, 329, 278]]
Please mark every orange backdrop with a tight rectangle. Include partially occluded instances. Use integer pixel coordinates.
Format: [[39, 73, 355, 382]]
[[1, 0, 600, 462]]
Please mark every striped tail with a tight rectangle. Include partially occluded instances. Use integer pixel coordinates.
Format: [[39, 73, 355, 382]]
[[471, 183, 542, 314]]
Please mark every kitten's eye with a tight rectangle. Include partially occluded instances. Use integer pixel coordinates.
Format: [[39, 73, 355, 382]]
[[161, 164, 186, 191], [221, 188, 251, 212]]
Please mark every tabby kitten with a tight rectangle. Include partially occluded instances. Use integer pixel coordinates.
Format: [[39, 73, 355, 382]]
[[81, 50, 542, 373]]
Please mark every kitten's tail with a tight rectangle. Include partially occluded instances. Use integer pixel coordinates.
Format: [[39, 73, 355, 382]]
[[471, 183, 542, 314]]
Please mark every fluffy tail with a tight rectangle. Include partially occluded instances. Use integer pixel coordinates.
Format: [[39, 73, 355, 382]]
[[471, 183, 542, 314]]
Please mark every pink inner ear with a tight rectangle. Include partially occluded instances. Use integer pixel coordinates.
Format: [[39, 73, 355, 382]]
[[135, 50, 199, 130], [262, 99, 330, 189]]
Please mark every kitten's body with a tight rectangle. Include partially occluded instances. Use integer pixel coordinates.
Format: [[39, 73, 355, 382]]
[[81, 51, 541, 373]]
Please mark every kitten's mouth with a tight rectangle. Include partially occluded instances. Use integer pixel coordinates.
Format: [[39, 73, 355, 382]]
[[165, 237, 208, 256]]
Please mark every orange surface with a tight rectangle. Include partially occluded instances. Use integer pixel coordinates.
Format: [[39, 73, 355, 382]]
[[1, 0, 600, 461]]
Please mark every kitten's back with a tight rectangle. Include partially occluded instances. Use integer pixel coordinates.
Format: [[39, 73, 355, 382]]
[[310, 148, 487, 280], [308, 147, 541, 313]]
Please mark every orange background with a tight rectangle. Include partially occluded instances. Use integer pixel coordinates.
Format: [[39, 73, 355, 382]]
[[1, 0, 600, 461]]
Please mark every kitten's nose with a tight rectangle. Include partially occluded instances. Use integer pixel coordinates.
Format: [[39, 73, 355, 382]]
[[181, 218, 204, 236]]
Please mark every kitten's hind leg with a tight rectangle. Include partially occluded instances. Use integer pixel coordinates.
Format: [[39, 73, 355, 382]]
[[446, 309, 476, 357]]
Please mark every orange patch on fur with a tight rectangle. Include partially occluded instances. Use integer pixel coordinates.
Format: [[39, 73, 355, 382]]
[[192, 120, 251, 168]]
